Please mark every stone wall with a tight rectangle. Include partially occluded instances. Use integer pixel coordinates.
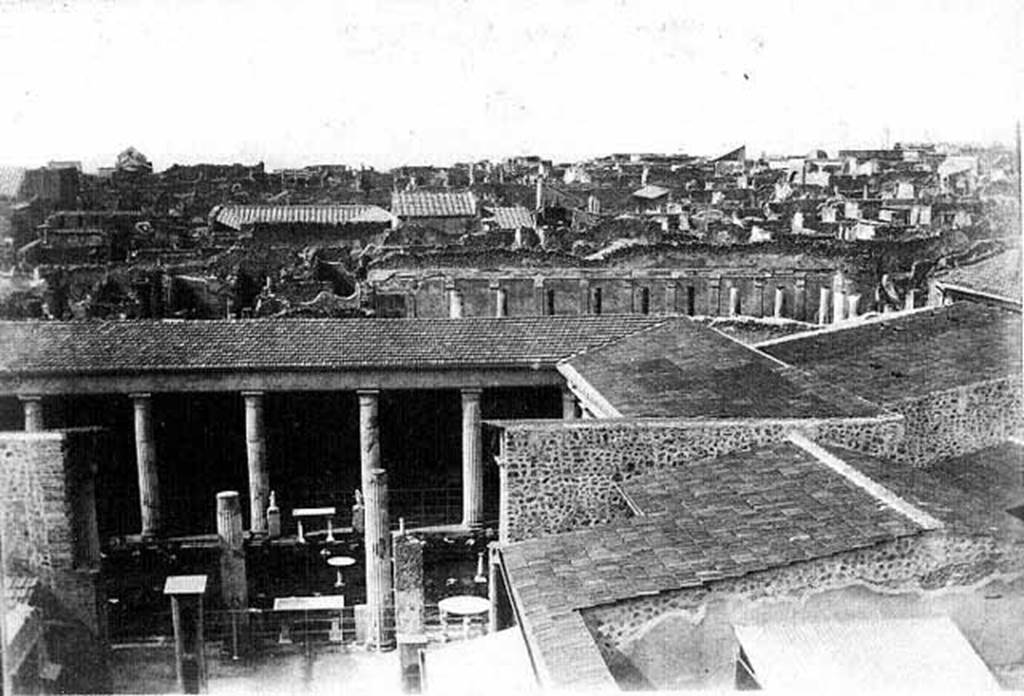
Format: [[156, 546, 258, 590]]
[[373, 268, 842, 320], [580, 532, 1024, 690], [883, 377, 1024, 467], [494, 416, 904, 543], [0, 429, 105, 634]]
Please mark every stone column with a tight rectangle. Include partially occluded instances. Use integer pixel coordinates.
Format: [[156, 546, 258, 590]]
[[448, 288, 463, 319], [905, 289, 917, 311], [847, 293, 861, 319], [832, 289, 846, 324], [243, 391, 269, 534], [216, 491, 250, 653], [794, 278, 807, 321], [728, 285, 740, 317], [773, 287, 785, 319], [358, 389, 381, 486], [561, 386, 578, 421], [578, 279, 590, 314], [461, 388, 484, 529], [817, 287, 831, 325], [753, 280, 765, 317], [665, 280, 679, 315], [365, 468, 394, 649], [131, 392, 161, 538], [488, 543, 501, 633], [533, 277, 546, 315], [492, 282, 507, 318], [19, 395, 44, 432], [708, 278, 721, 316]]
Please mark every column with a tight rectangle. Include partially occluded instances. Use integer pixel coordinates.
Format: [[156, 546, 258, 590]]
[[448, 287, 463, 319], [216, 491, 250, 653], [358, 390, 381, 485], [832, 289, 846, 324], [753, 280, 765, 317], [728, 285, 740, 317], [817, 288, 831, 325], [905, 289, 917, 311], [243, 391, 269, 534], [19, 395, 44, 432], [461, 388, 484, 529], [533, 277, 546, 315], [364, 468, 394, 649], [665, 280, 679, 315], [561, 386, 578, 421], [794, 278, 807, 321], [708, 278, 721, 316], [578, 279, 590, 314], [132, 392, 161, 538], [491, 280, 508, 318], [773, 287, 785, 319], [847, 293, 861, 319]]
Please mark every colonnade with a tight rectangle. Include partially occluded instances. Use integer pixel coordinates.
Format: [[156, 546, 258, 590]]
[[15, 385, 580, 538]]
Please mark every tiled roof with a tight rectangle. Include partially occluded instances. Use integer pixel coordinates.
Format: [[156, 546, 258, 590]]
[[760, 302, 1022, 404], [933, 249, 1022, 304], [214, 204, 393, 230], [488, 206, 535, 230], [0, 316, 665, 375], [3, 575, 39, 608], [559, 318, 885, 418], [501, 440, 923, 687], [391, 191, 477, 218], [836, 440, 1024, 536]]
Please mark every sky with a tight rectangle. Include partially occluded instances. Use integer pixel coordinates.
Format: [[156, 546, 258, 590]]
[[0, 0, 1020, 172]]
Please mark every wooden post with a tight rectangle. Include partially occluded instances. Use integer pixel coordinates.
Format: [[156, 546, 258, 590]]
[[461, 389, 484, 529], [132, 392, 161, 538], [242, 392, 269, 534]]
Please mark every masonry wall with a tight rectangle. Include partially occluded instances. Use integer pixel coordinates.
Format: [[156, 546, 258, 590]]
[[580, 532, 1024, 690], [883, 377, 1024, 467], [0, 429, 105, 634], [375, 269, 838, 320], [495, 416, 904, 544]]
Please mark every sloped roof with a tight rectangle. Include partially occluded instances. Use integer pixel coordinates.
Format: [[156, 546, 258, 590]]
[[0, 166, 26, 198], [391, 191, 477, 218], [0, 315, 665, 376], [559, 318, 884, 419], [214, 204, 393, 230], [759, 302, 1022, 404], [500, 438, 926, 687], [487, 206, 535, 230], [933, 249, 1022, 304]]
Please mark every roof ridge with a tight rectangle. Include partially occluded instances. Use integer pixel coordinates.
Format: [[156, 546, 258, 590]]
[[787, 431, 943, 531], [754, 304, 945, 348], [556, 316, 677, 365]]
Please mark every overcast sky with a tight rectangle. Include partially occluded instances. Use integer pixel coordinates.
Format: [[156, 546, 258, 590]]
[[0, 0, 1020, 171]]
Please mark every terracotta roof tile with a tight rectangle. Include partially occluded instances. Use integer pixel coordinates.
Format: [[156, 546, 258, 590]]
[[214, 204, 393, 230], [560, 318, 885, 418], [760, 302, 1022, 404], [392, 191, 477, 218], [0, 315, 665, 375]]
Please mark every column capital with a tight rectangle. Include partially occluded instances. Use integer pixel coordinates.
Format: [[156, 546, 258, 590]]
[[241, 390, 266, 399], [17, 394, 42, 403], [357, 389, 380, 398], [129, 392, 152, 401], [460, 387, 483, 398]]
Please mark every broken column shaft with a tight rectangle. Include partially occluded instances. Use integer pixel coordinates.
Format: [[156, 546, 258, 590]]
[[364, 467, 394, 650], [131, 392, 161, 538]]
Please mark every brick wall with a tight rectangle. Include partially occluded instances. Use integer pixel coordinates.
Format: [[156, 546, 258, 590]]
[[0, 429, 105, 634], [883, 377, 1024, 467], [494, 416, 904, 543]]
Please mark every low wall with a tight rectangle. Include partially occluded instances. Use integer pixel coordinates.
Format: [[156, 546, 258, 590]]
[[883, 377, 1024, 467], [495, 415, 904, 543]]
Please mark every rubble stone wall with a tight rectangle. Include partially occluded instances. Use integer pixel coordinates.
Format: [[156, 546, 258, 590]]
[[497, 416, 904, 543], [580, 532, 1024, 690], [0, 429, 105, 634], [884, 377, 1024, 467]]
